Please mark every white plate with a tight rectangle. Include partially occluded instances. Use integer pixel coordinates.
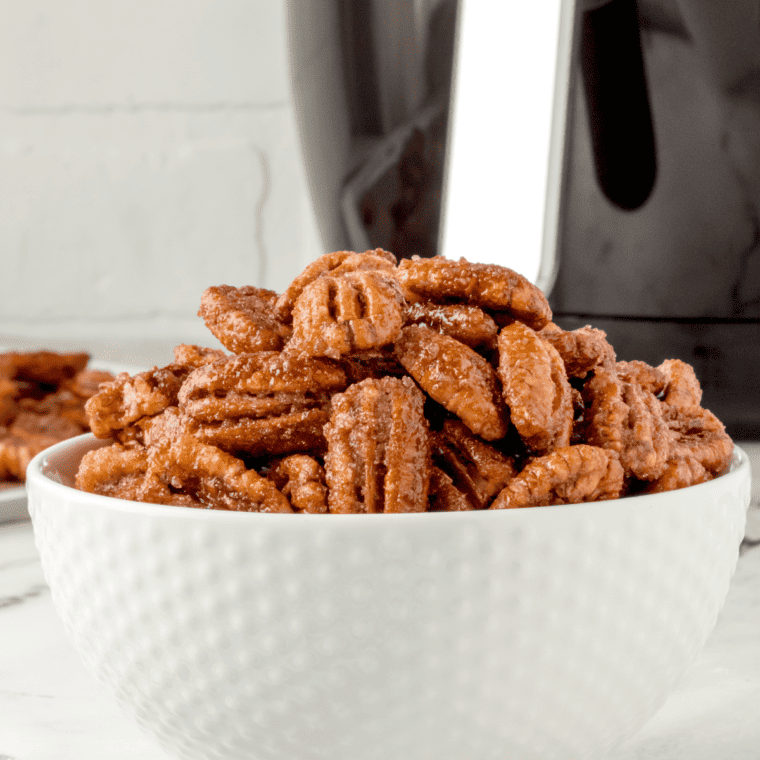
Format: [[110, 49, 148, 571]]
[[0, 355, 148, 523]]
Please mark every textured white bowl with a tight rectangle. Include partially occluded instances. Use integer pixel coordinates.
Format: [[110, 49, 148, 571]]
[[27, 434, 751, 760]]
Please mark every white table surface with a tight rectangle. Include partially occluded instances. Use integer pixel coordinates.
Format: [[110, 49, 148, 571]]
[[0, 335, 758, 759]]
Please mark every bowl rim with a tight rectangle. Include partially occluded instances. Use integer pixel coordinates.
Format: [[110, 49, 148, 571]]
[[26, 433, 751, 521]]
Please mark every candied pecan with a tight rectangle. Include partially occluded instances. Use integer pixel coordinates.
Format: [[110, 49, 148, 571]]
[[428, 466, 475, 511], [0, 354, 115, 481], [659, 359, 703, 410], [662, 403, 733, 475], [497, 322, 573, 454], [112, 405, 196, 449], [539, 323, 615, 378], [0, 350, 89, 386], [274, 249, 397, 322], [582, 367, 671, 481], [194, 409, 331, 458], [395, 325, 508, 441], [620, 382, 671, 480], [0, 431, 49, 481], [403, 302, 498, 349], [75, 444, 152, 502], [1, 410, 85, 479], [268, 454, 328, 513], [10, 410, 82, 444], [178, 352, 346, 422], [17, 367, 114, 429], [616, 360, 666, 395], [0, 378, 18, 425], [142, 433, 293, 512], [643, 456, 711, 494], [491, 445, 624, 508], [67, 368, 115, 397], [288, 271, 405, 359], [198, 285, 291, 353], [397, 256, 552, 330], [85, 364, 189, 440], [340, 350, 407, 384], [178, 352, 342, 456], [431, 420, 516, 509], [324, 376, 430, 513], [140, 406, 194, 447], [173, 344, 226, 370]]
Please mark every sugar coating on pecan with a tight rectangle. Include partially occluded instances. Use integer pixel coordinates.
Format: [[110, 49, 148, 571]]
[[403, 302, 498, 349], [662, 403, 733, 475], [268, 454, 328, 513], [142, 433, 293, 512], [173, 344, 227, 370], [288, 271, 405, 360], [85, 364, 188, 439], [491, 445, 624, 508], [616, 360, 666, 395], [659, 358, 703, 410], [539, 323, 616, 378], [643, 455, 710, 494], [498, 322, 573, 455], [274, 249, 397, 322], [397, 256, 552, 330], [581, 365, 671, 481], [198, 285, 291, 354], [75, 444, 151, 502], [324, 376, 430, 513], [395, 325, 508, 441]]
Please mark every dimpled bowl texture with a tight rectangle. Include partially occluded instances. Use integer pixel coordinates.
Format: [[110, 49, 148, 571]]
[[27, 434, 751, 760]]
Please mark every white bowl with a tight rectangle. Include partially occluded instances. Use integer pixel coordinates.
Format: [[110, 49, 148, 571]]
[[27, 434, 751, 760]]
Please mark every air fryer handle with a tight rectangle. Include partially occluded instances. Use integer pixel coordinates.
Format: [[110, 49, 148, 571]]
[[581, 0, 657, 210]]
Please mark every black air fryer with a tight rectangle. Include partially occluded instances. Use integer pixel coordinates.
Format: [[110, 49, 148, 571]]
[[550, 0, 760, 437]]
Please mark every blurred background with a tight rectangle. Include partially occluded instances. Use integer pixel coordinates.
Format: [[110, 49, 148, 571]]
[[0, 0, 323, 355], [0, 0, 758, 434]]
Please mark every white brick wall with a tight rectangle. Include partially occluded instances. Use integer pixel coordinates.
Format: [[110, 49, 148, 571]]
[[0, 0, 322, 346]]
